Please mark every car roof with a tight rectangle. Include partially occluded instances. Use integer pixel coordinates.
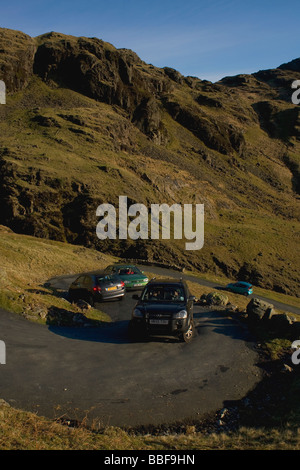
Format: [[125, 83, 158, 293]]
[[111, 264, 137, 268], [148, 278, 185, 285]]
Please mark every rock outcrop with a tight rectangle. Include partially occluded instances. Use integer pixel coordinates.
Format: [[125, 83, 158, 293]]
[[0, 28, 36, 92], [0, 27, 299, 296]]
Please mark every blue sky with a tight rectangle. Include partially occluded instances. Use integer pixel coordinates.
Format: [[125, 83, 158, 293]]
[[0, 0, 299, 82]]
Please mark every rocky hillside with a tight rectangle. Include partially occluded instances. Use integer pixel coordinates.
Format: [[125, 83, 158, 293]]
[[0, 27, 299, 296]]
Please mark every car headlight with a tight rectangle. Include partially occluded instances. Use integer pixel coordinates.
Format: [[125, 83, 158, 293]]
[[132, 308, 144, 318], [173, 310, 188, 319]]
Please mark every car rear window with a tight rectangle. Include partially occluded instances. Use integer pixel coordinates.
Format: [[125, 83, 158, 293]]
[[141, 285, 185, 302], [96, 275, 115, 283]]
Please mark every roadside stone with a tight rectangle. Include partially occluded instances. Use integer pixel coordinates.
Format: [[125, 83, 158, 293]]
[[47, 306, 87, 326], [291, 322, 300, 336], [0, 399, 11, 408], [246, 298, 274, 322], [225, 303, 238, 313], [239, 311, 248, 321], [73, 313, 86, 324], [206, 292, 229, 306], [263, 306, 274, 321], [197, 294, 208, 305], [32, 305, 48, 319], [270, 313, 295, 330], [76, 299, 91, 310]]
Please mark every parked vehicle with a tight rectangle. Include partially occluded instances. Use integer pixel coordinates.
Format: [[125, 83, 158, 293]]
[[68, 273, 125, 305], [129, 278, 195, 342], [104, 264, 148, 290], [225, 281, 253, 296]]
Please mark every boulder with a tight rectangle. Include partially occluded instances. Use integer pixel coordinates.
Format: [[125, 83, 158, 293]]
[[76, 299, 92, 310], [206, 292, 229, 306], [46, 306, 88, 326], [270, 313, 295, 330], [291, 322, 300, 337], [246, 298, 274, 322], [263, 306, 274, 321]]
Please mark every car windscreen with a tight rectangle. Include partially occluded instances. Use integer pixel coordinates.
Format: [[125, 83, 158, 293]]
[[117, 267, 141, 275], [141, 285, 185, 302]]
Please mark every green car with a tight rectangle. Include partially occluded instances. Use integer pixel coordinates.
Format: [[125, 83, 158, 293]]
[[103, 264, 149, 290]]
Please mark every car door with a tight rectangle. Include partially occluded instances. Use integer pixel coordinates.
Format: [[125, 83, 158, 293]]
[[82, 276, 93, 297], [70, 276, 86, 300], [104, 266, 114, 275], [235, 283, 244, 294]]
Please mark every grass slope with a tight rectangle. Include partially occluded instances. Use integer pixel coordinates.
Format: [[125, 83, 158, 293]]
[[0, 225, 113, 324]]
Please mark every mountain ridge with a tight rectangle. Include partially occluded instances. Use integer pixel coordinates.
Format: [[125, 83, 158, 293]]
[[0, 27, 299, 296]]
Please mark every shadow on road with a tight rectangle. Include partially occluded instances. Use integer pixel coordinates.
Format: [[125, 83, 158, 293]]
[[47, 308, 254, 345], [48, 320, 132, 344], [194, 309, 254, 342], [48, 320, 185, 345]]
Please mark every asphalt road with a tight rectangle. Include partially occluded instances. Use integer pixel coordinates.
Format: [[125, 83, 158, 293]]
[[0, 266, 268, 428]]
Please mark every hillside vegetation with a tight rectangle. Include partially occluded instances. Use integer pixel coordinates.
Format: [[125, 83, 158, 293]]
[[0, 224, 112, 325], [0, 27, 299, 297]]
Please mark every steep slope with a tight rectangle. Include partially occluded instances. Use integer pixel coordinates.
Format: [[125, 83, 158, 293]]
[[0, 28, 299, 296]]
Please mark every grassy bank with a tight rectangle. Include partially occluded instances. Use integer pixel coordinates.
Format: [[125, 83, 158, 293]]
[[0, 402, 300, 450], [0, 225, 113, 324]]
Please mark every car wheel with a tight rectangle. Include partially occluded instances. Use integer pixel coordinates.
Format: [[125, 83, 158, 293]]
[[180, 320, 194, 343]]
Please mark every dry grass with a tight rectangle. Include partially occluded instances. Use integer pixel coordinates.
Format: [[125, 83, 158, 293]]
[[0, 226, 114, 323], [1, 402, 300, 450]]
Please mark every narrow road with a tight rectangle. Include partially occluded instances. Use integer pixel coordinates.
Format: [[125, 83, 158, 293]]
[[0, 263, 265, 427]]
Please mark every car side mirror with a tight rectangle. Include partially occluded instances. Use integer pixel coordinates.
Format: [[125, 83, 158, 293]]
[[132, 294, 140, 300]]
